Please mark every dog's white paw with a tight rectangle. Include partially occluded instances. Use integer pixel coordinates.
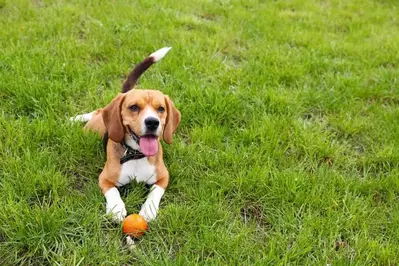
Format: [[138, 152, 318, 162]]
[[139, 185, 165, 222], [139, 201, 158, 222], [106, 200, 127, 223], [69, 112, 94, 122], [104, 187, 126, 223]]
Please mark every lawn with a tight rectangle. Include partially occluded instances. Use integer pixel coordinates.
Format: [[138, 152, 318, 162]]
[[1, 0, 399, 264]]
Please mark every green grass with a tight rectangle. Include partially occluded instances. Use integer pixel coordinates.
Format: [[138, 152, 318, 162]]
[[1, 0, 399, 264]]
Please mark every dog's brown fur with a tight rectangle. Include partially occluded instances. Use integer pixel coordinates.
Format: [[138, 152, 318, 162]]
[[84, 90, 180, 194]]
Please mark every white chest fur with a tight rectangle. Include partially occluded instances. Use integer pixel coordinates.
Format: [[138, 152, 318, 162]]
[[117, 158, 157, 187]]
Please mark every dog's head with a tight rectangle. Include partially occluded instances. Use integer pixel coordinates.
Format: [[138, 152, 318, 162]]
[[102, 90, 180, 156]]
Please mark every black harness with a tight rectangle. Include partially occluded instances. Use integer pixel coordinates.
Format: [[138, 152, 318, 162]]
[[102, 130, 146, 164]]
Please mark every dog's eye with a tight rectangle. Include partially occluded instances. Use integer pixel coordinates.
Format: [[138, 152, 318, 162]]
[[157, 106, 165, 113], [129, 105, 140, 112]]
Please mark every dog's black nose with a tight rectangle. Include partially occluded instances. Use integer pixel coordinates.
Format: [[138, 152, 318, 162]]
[[145, 117, 160, 131]]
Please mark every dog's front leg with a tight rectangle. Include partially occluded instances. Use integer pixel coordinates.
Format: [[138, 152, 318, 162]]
[[139, 184, 165, 222], [99, 169, 127, 223], [104, 187, 127, 222]]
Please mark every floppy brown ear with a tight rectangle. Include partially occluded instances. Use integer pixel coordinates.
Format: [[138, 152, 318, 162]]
[[163, 96, 181, 144], [102, 94, 126, 142]]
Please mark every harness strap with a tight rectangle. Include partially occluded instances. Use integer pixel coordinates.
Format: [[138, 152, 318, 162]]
[[119, 148, 146, 164], [102, 131, 145, 164], [102, 131, 109, 153]]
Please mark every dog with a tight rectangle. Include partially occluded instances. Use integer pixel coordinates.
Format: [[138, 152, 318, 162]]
[[71, 47, 180, 223]]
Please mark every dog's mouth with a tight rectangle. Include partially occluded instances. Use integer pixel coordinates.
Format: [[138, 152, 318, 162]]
[[139, 134, 158, 157]]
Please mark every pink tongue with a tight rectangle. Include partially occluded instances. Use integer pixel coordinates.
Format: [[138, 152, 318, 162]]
[[139, 136, 158, 157]]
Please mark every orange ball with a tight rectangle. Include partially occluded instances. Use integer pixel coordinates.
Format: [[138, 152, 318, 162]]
[[122, 214, 148, 237]]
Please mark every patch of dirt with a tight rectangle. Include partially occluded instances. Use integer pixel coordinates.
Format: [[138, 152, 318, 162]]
[[198, 13, 217, 21], [240, 203, 269, 227]]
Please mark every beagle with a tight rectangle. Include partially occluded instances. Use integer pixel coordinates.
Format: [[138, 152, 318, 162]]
[[71, 47, 180, 223]]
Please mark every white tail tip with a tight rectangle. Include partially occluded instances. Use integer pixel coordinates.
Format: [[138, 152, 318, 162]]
[[150, 47, 172, 62]]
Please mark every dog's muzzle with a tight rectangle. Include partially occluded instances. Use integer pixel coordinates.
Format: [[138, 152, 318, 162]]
[[144, 117, 160, 132]]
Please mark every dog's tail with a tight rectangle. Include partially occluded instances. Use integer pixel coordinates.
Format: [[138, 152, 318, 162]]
[[122, 47, 172, 93]]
